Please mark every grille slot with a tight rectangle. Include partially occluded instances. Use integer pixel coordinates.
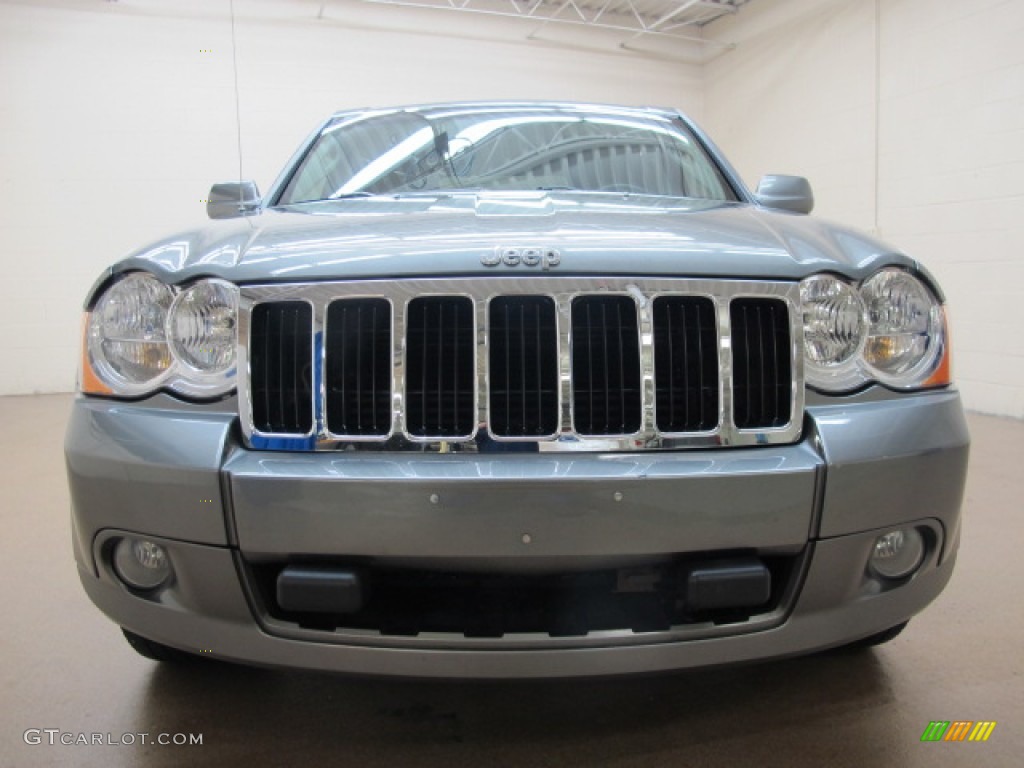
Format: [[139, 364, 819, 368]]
[[325, 299, 392, 436], [404, 296, 476, 437], [488, 296, 560, 437], [249, 301, 314, 434], [730, 298, 792, 430], [570, 295, 642, 435], [653, 296, 719, 432]]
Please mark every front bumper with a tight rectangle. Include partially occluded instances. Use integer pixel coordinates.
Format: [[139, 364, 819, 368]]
[[66, 390, 969, 678]]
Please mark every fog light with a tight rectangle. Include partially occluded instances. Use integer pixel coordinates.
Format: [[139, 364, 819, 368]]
[[869, 528, 925, 580], [113, 538, 171, 590]]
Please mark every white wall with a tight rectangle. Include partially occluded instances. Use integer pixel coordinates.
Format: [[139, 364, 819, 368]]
[[703, 0, 1024, 418], [0, 0, 703, 395]]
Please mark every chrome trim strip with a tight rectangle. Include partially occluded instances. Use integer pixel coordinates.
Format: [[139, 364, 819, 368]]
[[237, 277, 805, 452], [718, 294, 736, 445]]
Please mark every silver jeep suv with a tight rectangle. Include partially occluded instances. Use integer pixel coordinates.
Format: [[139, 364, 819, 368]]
[[65, 102, 969, 678]]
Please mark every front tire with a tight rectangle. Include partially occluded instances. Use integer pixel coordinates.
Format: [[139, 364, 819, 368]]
[[843, 620, 909, 650], [121, 628, 194, 662]]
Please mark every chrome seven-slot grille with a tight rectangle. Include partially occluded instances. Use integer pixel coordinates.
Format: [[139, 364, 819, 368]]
[[239, 278, 804, 451]]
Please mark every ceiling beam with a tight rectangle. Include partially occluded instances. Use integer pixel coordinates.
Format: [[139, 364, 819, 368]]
[[331, 0, 738, 59]]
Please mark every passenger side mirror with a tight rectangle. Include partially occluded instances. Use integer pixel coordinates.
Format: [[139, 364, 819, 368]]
[[207, 180, 261, 219], [754, 175, 814, 215]]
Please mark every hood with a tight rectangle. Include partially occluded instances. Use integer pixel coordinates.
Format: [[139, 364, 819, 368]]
[[109, 192, 916, 290]]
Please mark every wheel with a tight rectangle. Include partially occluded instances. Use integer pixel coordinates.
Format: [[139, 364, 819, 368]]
[[843, 621, 909, 650], [121, 628, 194, 662]]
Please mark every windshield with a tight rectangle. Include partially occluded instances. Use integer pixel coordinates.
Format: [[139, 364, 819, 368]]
[[275, 106, 739, 204]]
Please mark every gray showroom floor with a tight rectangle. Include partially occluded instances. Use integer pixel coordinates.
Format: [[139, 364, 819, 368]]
[[1, 394, 1021, 767]]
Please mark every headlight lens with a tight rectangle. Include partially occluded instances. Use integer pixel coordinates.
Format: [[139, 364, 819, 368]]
[[861, 269, 944, 387], [84, 273, 239, 398], [87, 273, 174, 394], [800, 268, 948, 392], [799, 274, 867, 390], [167, 279, 239, 391]]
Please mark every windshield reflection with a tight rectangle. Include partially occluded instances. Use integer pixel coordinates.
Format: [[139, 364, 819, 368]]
[[278, 106, 737, 205]]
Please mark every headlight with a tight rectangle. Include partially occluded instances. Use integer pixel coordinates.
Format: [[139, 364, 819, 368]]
[[82, 273, 239, 398], [800, 274, 866, 390], [166, 279, 239, 395], [861, 269, 944, 388], [87, 273, 174, 395], [799, 268, 949, 392]]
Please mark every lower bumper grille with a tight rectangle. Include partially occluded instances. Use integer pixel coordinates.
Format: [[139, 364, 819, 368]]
[[248, 554, 799, 639], [239, 277, 804, 451]]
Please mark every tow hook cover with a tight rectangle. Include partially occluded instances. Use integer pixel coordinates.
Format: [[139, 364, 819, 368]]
[[276, 566, 364, 614], [684, 559, 771, 612]]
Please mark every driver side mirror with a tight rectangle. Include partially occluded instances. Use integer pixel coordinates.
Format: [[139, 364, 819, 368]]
[[207, 180, 261, 219], [754, 175, 814, 215]]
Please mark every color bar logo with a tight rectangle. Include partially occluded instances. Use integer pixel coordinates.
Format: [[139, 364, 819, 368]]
[[921, 721, 997, 742]]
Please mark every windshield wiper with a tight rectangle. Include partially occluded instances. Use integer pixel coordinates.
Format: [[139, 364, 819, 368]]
[[328, 191, 375, 199]]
